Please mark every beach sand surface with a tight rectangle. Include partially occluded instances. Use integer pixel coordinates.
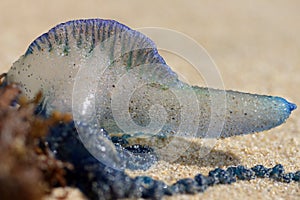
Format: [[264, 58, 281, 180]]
[[0, 0, 299, 199]]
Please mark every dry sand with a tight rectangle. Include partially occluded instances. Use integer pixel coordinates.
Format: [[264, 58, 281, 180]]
[[0, 0, 299, 199]]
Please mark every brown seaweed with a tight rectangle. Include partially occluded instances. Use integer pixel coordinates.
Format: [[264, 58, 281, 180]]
[[0, 83, 72, 200]]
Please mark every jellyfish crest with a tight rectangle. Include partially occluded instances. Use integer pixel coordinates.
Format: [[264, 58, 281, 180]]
[[6, 19, 178, 170]]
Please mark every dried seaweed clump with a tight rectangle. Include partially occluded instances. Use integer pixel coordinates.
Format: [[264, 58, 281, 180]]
[[0, 83, 72, 200]]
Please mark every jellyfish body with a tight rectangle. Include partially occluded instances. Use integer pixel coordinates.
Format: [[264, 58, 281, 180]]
[[6, 19, 296, 140], [7, 19, 296, 137], [5, 19, 297, 169]]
